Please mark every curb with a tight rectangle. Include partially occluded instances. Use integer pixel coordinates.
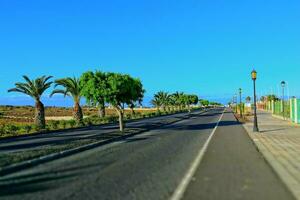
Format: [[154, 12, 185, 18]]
[[242, 123, 300, 200], [0, 109, 209, 177]]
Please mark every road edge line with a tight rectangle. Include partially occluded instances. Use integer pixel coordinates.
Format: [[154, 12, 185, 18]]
[[0, 109, 210, 177], [170, 109, 225, 200]]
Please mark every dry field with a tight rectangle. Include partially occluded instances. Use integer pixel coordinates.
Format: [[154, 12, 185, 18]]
[[0, 106, 156, 125]]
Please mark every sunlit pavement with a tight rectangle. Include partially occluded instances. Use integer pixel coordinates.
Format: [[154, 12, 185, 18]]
[[244, 110, 300, 200]]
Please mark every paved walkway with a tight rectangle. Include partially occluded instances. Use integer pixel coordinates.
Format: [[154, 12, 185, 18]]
[[183, 110, 293, 200], [244, 110, 300, 200]]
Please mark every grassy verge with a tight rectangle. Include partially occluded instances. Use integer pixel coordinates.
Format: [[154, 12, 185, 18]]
[[0, 109, 193, 139]]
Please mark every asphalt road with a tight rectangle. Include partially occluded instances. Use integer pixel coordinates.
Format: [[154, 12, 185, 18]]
[[0, 110, 201, 153], [0, 108, 222, 199], [0, 108, 294, 200]]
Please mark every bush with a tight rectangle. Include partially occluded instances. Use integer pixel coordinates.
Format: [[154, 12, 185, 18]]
[[84, 118, 93, 126], [34, 125, 42, 132], [145, 113, 152, 118], [106, 116, 118, 123], [48, 121, 59, 130], [23, 125, 32, 134], [60, 120, 67, 129], [91, 117, 102, 125], [151, 112, 157, 117], [68, 120, 76, 128], [125, 114, 132, 120], [0, 125, 5, 135], [5, 124, 20, 135]]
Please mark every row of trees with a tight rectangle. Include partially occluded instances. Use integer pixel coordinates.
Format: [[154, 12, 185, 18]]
[[151, 91, 199, 112], [8, 71, 145, 132]]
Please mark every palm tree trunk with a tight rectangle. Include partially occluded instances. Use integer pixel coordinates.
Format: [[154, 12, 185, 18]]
[[73, 102, 83, 123], [115, 107, 125, 132], [98, 101, 105, 118], [35, 100, 45, 129]]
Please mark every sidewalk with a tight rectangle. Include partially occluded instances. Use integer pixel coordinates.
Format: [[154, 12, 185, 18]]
[[243, 110, 300, 200]]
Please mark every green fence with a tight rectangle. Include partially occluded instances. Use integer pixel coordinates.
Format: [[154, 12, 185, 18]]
[[268, 100, 290, 119], [290, 98, 300, 124]]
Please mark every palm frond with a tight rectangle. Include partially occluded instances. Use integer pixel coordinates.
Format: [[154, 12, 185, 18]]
[[8, 75, 53, 100]]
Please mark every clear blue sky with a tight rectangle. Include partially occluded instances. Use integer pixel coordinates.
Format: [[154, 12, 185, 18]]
[[0, 0, 300, 106]]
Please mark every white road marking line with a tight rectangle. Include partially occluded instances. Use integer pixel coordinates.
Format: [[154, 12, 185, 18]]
[[170, 109, 225, 200]]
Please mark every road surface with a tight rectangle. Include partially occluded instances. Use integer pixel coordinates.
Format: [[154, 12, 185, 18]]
[[0, 108, 294, 200]]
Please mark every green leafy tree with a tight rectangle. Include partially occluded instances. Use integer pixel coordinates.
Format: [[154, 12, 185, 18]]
[[51, 77, 83, 123], [80, 71, 108, 118], [199, 99, 210, 107], [128, 78, 145, 115], [8, 75, 53, 129], [105, 73, 145, 132], [185, 94, 199, 112]]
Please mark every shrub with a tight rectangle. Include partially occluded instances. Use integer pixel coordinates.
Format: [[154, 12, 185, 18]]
[[135, 112, 142, 117], [68, 120, 76, 128], [106, 116, 118, 123], [84, 118, 93, 126], [91, 117, 102, 125], [5, 124, 20, 135], [23, 125, 32, 134], [0, 125, 5, 135], [34, 125, 42, 132], [48, 121, 59, 130], [60, 120, 67, 129], [125, 114, 132, 120]]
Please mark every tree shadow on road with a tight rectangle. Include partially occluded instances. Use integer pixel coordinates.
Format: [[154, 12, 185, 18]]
[[0, 162, 108, 196]]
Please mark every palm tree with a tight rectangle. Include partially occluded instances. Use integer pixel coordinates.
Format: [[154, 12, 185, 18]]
[[173, 91, 186, 110], [8, 75, 53, 129], [51, 77, 83, 123], [168, 94, 176, 111], [151, 97, 161, 112], [154, 91, 169, 112]]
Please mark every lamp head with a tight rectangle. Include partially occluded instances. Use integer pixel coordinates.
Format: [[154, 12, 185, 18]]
[[251, 69, 257, 80]]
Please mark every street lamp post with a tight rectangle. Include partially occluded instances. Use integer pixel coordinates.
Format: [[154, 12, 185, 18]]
[[281, 81, 286, 120], [239, 88, 243, 118], [252, 70, 259, 132]]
